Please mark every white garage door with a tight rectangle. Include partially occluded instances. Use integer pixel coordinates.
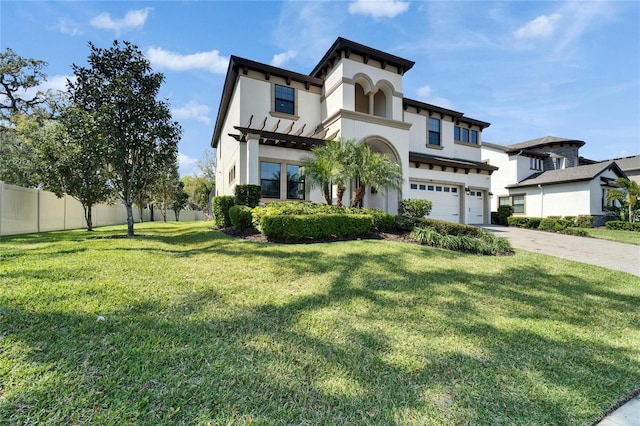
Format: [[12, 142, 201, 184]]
[[409, 182, 460, 223], [467, 190, 484, 224]]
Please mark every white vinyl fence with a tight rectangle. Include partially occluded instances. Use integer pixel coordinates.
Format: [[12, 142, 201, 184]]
[[0, 181, 204, 236]]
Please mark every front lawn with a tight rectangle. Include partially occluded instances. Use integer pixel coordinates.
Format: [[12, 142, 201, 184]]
[[584, 228, 640, 245], [1, 222, 639, 424]]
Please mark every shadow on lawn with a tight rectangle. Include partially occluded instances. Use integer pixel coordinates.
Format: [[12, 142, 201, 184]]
[[1, 231, 639, 424]]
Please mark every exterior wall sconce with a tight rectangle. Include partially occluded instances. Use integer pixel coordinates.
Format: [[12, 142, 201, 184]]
[[465, 187, 471, 195]]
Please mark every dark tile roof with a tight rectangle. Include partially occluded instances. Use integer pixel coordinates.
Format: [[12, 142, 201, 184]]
[[409, 151, 498, 172], [507, 135, 585, 150], [506, 161, 626, 188], [601, 155, 640, 172], [310, 37, 415, 78], [403, 98, 490, 129]]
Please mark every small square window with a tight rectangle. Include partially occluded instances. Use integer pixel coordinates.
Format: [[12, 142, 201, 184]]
[[428, 185, 434, 191], [436, 186, 442, 192], [451, 187, 458, 193], [410, 183, 418, 190], [444, 187, 450, 192], [419, 184, 426, 190]]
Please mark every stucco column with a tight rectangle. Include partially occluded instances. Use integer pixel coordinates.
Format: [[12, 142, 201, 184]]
[[246, 133, 260, 185], [368, 93, 375, 115]]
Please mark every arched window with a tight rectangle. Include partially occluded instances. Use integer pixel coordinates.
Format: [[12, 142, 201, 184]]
[[354, 83, 368, 113], [373, 90, 386, 117]]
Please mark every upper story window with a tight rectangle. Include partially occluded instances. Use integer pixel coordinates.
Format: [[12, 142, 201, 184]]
[[555, 158, 564, 169], [428, 117, 441, 146], [529, 157, 543, 171], [274, 85, 295, 115], [455, 126, 479, 144]]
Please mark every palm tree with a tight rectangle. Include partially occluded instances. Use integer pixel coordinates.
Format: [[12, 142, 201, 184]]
[[346, 141, 403, 207], [301, 139, 349, 206], [606, 177, 640, 222]]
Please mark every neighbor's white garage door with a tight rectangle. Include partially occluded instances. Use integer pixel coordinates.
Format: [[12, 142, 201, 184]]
[[467, 190, 484, 224], [409, 182, 460, 223]]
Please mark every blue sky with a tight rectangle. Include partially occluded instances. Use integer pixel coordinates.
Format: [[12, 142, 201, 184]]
[[2, 0, 638, 176]]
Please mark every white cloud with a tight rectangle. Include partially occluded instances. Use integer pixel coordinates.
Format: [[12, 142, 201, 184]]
[[178, 152, 199, 177], [514, 13, 561, 39], [349, 0, 409, 19], [48, 18, 82, 36], [416, 86, 452, 109], [90, 8, 152, 35], [20, 75, 75, 99], [270, 50, 297, 67], [172, 101, 211, 125], [146, 47, 229, 74]]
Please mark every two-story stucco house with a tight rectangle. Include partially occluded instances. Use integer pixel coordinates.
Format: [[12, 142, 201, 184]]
[[211, 37, 497, 224], [482, 136, 629, 225]]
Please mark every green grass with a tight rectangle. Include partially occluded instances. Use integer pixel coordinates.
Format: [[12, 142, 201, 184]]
[[583, 228, 640, 245], [1, 221, 639, 425]]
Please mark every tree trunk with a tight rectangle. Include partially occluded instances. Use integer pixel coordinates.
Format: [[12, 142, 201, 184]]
[[351, 185, 366, 208], [336, 184, 345, 207], [323, 183, 332, 205], [126, 201, 135, 237], [138, 204, 144, 223], [149, 204, 154, 222], [174, 209, 180, 221], [83, 204, 93, 231]]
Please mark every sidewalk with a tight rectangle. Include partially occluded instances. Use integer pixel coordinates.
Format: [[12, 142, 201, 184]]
[[596, 393, 640, 426]]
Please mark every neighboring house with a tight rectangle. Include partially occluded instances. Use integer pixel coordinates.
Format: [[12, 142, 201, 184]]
[[211, 37, 497, 224], [601, 155, 640, 185], [482, 136, 629, 225]]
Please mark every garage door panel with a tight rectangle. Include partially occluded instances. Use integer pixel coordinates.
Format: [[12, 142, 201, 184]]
[[409, 182, 460, 223]]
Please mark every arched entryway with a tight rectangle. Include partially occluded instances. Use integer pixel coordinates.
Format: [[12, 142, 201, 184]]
[[356, 136, 402, 215]]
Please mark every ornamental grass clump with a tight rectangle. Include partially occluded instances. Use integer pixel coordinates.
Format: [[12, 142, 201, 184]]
[[410, 226, 513, 255]]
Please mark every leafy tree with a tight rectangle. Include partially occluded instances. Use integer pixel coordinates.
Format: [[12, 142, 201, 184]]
[[0, 114, 41, 186], [606, 177, 640, 223], [1, 48, 48, 120], [171, 181, 189, 221], [196, 148, 216, 216], [38, 106, 111, 231], [151, 159, 180, 223], [68, 41, 181, 236]]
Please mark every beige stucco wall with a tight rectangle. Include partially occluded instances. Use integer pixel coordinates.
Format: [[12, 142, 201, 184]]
[[0, 182, 203, 236]]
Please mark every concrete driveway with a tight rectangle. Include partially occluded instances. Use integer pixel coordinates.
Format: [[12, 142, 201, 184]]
[[482, 226, 640, 277]]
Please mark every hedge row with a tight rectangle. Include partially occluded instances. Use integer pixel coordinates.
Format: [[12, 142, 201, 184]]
[[261, 214, 373, 241], [251, 202, 395, 232], [605, 221, 640, 232], [508, 215, 593, 229]]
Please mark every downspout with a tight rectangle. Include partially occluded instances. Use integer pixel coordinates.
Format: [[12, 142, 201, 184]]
[[538, 184, 544, 217]]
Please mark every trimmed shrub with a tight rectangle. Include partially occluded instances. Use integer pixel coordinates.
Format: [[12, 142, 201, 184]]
[[420, 218, 484, 237], [493, 205, 514, 225], [605, 221, 640, 232], [399, 199, 433, 219], [562, 227, 588, 237], [212, 196, 235, 228], [538, 218, 569, 232], [261, 214, 373, 241], [229, 205, 253, 229], [234, 184, 262, 208], [356, 208, 395, 232], [507, 217, 542, 229], [575, 215, 594, 228]]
